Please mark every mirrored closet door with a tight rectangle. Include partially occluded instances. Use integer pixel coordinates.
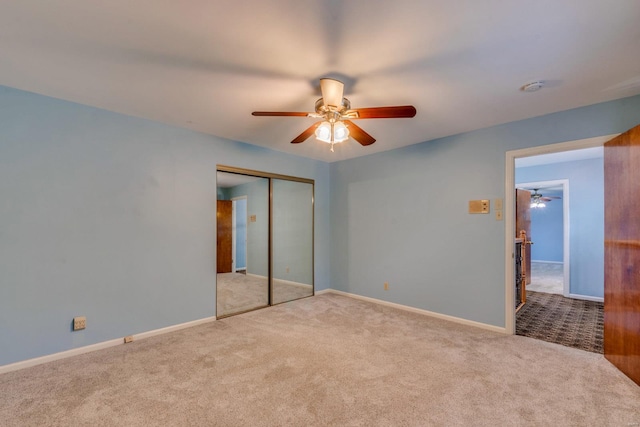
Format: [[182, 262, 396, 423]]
[[216, 171, 269, 317], [272, 179, 314, 304], [216, 167, 314, 318]]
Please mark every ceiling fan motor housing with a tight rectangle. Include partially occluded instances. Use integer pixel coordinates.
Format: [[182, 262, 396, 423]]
[[315, 97, 351, 118]]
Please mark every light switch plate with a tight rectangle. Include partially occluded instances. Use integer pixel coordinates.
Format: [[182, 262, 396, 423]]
[[494, 198, 503, 210]]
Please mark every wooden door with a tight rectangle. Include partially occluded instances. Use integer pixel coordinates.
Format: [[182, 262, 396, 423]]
[[516, 189, 532, 285], [604, 125, 640, 386], [217, 200, 233, 273]]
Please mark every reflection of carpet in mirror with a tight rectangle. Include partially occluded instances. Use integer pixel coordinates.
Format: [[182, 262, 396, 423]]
[[528, 262, 563, 294], [216, 273, 312, 317]]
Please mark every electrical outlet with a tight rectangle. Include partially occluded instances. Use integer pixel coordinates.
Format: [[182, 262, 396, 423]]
[[286, 267, 290, 273], [124, 335, 134, 343], [384, 282, 389, 291], [73, 316, 86, 331]]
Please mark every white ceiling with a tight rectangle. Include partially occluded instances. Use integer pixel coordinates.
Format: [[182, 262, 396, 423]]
[[1, 1, 640, 163]]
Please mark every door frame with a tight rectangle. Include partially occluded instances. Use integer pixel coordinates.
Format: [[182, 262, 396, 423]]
[[516, 179, 570, 298], [231, 196, 247, 273], [232, 198, 236, 272], [504, 134, 617, 334]]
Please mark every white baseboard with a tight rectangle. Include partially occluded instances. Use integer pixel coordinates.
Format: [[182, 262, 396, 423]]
[[132, 316, 217, 341], [318, 289, 506, 334], [569, 293, 604, 303], [2, 289, 512, 374], [0, 338, 124, 375], [0, 316, 216, 375], [244, 273, 312, 289], [273, 278, 313, 289]]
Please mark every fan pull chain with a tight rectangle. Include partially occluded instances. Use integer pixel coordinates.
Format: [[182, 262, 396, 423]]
[[330, 122, 335, 152]]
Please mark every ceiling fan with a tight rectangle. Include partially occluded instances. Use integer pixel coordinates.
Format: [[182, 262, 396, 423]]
[[530, 188, 561, 208], [252, 78, 417, 151]]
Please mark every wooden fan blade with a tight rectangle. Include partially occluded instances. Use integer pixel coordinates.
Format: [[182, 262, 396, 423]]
[[291, 122, 322, 144], [252, 111, 310, 117], [344, 120, 376, 146], [350, 105, 417, 119]]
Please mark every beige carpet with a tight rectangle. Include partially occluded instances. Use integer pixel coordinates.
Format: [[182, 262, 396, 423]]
[[1, 293, 639, 426], [216, 272, 312, 317], [528, 261, 564, 294]]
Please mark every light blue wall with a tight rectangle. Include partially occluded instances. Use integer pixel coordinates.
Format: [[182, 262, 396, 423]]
[[226, 178, 314, 284], [0, 86, 330, 366], [2, 83, 639, 366], [235, 198, 247, 270], [527, 189, 564, 262], [217, 187, 230, 200], [273, 179, 314, 285], [517, 158, 604, 298], [330, 95, 640, 327]]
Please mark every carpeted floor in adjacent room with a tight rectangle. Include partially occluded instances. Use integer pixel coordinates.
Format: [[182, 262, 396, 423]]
[[516, 290, 604, 354], [1, 293, 637, 426]]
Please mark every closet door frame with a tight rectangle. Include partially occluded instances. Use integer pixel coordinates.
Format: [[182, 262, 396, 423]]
[[216, 165, 314, 314]]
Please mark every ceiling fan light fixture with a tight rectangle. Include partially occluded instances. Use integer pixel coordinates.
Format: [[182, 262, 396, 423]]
[[315, 121, 350, 144], [252, 77, 415, 150], [333, 121, 349, 142], [315, 121, 332, 142]]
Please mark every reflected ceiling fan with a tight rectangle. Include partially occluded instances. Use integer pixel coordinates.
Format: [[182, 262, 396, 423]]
[[252, 78, 416, 151], [530, 188, 561, 208]]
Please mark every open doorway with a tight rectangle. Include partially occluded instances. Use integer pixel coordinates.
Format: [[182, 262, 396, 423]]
[[515, 179, 569, 297], [505, 135, 614, 353]]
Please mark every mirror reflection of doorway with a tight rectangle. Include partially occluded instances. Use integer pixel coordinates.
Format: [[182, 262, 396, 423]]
[[216, 172, 269, 317], [216, 168, 314, 318], [232, 197, 247, 274]]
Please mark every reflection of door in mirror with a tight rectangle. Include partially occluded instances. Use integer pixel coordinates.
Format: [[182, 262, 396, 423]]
[[272, 179, 314, 304], [216, 200, 232, 273], [216, 171, 269, 317]]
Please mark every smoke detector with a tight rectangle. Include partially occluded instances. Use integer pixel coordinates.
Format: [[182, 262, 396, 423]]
[[521, 81, 545, 92]]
